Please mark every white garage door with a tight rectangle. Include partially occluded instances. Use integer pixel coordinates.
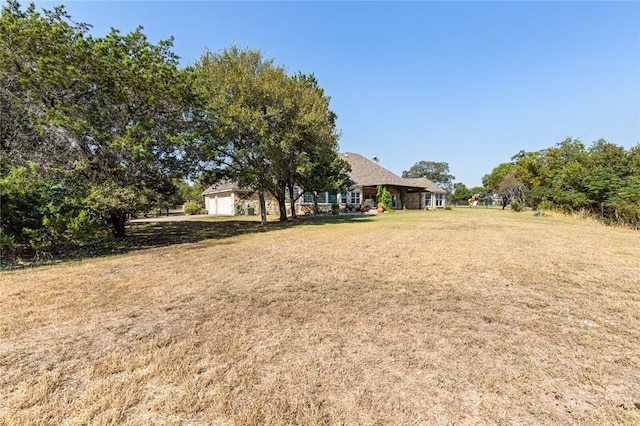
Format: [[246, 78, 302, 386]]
[[216, 195, 232, 215], [209, 195, 233, 215]]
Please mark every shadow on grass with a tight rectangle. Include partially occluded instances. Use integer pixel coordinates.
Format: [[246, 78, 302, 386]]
[[2, 214, 374, 270], [124, 214, 372, 249]]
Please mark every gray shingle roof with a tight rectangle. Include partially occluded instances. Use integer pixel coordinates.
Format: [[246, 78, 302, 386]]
[[203, 153, 448, 195], [339, 153, 447, 193], [201, 180, 244, 196], [403, 178, 448, 194], [338, 152, 409, 187]]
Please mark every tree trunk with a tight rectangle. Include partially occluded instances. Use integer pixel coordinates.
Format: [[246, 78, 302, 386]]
[[110, 210, 127, 238], [288, 185, 297, 219], [258, 191, 267, 225], [312, 192, 319, 215], [277, 196, 288, 222]]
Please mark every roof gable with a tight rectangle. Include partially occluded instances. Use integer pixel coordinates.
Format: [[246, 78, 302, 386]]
[[339, 153, 447, 192], [403, 178, 448, 194], [202, 153, 448, 195], [201, 180, 244, 196], [339, 152, 408, 187]]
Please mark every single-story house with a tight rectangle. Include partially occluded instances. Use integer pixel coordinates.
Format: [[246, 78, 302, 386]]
[[202, 152, 447, 215]]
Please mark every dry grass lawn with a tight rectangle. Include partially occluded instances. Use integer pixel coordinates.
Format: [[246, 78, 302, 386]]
[[1, 209, 639, 425]]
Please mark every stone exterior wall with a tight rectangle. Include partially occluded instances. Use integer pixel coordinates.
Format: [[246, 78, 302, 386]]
[[405, 192, 421, 210], [235, 193, 321, 216], [235, 192, 279, 216], [227, 192, 332, 217], [210, 189, 445, 216], [403, 192, 446, 210]]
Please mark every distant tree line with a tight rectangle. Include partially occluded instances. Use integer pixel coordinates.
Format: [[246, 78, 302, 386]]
[[0, 2, 348, 259], [482, 138, 640, 228]]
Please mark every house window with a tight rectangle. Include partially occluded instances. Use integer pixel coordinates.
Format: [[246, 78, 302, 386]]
[[318, 192, 328, 204], [436, 193, 444, 207], [283, 187, 301, 202], [328, 193, 338, 204], [424, 193, 432, 207], [340, 192, 348, 204], [350, 191, 361, 204], [303, 191, 313, 203]]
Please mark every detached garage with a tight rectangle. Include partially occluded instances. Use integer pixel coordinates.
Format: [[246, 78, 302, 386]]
[[207, 194, 233, 215], [202, 180, 282, 217], [202, 181, 242, 216]]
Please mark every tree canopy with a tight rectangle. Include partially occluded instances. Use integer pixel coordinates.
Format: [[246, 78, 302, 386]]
[[402, 161, 455, 192], [191, 46, 348, 223], [1, 1, 191, 241], [1, 3, 348, 260], [484, 137, 640, 228], [482, 163, 516, 193], [451, 182, 472, 204]]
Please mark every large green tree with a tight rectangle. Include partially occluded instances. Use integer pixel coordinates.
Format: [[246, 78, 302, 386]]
[[192, 46, 347, 222], [192, 46, 280, 224], [451, 182, 472, 205], [55, 28, 192, 237], [482, 163, 515, 193], [1, 2, 191, 238], [402, 161, 455, 192], [0, 1, 80, 169], [1, 2, 101, 248], [500, 137, 640, 227], [267, 73, 350, 219]]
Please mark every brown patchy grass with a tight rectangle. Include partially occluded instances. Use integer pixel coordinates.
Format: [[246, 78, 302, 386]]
[[3, 215, 328, 269], [1, 209, 639, 425]]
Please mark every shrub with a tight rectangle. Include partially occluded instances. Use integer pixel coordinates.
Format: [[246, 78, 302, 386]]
[[376, 185, 392, 212], [537, 200, 554, 212], [511, 200, 522, 212], [399, 187, 407, 209], [183, 200, 202, 215], [1, 164, 102, 251], [23, 203, 100, 251], [0, 230, 15, 261], [607, 200, 640, 230], [0, 164, 44, 241]]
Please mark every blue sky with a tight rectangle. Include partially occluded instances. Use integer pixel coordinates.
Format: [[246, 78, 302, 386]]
[[33, 1, 640, 187]]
